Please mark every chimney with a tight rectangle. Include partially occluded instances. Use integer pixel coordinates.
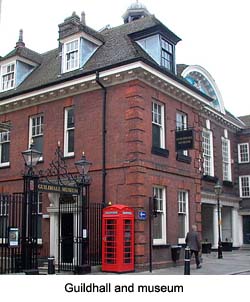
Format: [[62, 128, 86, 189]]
[[81, 11, 86, 25], [58, 12, 81, 40], [15, 29, 25, 48]]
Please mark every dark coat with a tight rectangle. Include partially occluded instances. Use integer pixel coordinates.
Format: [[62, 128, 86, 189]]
[[185, 230, 201, 251]]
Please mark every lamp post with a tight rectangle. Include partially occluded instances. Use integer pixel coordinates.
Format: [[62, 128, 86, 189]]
[[21, 142, 42, 270], [74, 152, 92, 274], [214, 180, 223, 259]]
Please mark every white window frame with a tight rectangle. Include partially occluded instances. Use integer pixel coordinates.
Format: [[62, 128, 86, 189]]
[[202, 128, 214, 176], [222, 137, 232, 181], [178, 190, 189, 244], [239, 176, 250, 198], [62, 39, 80, 73], [152, 100, 165, 149], [0, 130, 10, 167], [1, 61, 16, 91], [64, 107, 75, 157], [160, 37, 174, 72], [238, 143, 249, 164], [153, 186, 167, 245], [176, 111, 188, 156], [29, 114, 44, 160]]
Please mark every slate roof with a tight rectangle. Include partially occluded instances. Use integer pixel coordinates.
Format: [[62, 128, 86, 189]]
[[1, 46, 43, 64], [238, 115, 250, 127], [0, 15, 182, 101], [0, 14, 245, 130]]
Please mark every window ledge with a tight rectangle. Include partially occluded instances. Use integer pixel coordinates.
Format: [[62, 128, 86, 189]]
[[151, 146, 169, 158], [176, 153, 192, 164], [223, 180, 234, 187], [202, 175, 218, 183], [63, 155, 75, 160], [0, 163, 10, 169], [152, 244, 171, 248]]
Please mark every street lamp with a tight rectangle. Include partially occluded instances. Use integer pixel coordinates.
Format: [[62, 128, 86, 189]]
[[22, 142, 42, 174], [74, 152, 92, 274], [214, 179, 223, 259], [75, 152, 92, 183], [21, 142, 42, 271]]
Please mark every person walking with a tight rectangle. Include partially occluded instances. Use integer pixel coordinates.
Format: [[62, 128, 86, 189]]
[[185, 225, 202, 269]]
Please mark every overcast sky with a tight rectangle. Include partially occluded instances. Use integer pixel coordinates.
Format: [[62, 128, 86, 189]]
[[0, 0, 249, 117]]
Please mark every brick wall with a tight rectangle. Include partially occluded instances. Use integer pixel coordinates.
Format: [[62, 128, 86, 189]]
[[0, 79, 202, 269]]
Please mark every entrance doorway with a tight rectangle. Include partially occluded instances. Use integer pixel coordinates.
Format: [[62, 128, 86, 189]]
[[243, 216, 250, 244], [61, 213, 74, 263]]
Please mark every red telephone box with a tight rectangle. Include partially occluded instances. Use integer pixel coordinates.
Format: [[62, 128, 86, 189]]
[[102, 204, 134, 272]]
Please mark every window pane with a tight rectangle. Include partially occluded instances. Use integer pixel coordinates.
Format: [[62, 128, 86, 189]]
[[153, 214, 162, 239], [241, 177, 250, 197], [178, 214, 186, 238], [67, 109, 74, 128], [202, 130, 213, 175], [239, 144, 249, 162], [152, 124, 161, 148], [67, 129, 74, 153], [1, 142, 10, 163], [33, 136, 43, 153]]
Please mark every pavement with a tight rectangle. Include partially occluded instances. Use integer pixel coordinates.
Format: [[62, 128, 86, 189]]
[[12, 249, 250, 275], [131, 249, 250, 275], [92, 249, 250, 275]]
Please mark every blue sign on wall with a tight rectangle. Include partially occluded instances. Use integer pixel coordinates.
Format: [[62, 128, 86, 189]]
[[138, 211, 147, 220]]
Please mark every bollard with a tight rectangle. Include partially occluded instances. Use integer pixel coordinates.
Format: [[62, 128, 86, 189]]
[[184, 247, 190, 275], [48, 257, 55, 274]]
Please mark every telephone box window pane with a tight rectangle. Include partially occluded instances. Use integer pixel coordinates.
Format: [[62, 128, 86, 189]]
[[105, 219, 116, 264]]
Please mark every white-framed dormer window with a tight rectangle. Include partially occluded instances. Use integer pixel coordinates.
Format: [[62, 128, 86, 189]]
[[238, 143, 249, 163], [176, 111, 188, 156], [178, 190, 189, 244], [152, 100, 165, 149], [29, 114, 44, 158], [64, 107, 74, 157], [161, 37, 174, 72], [153, 186, 167, 245], [136, 35, 175, 72], [239, 176, 250, 198], [1, 62, 15, 91], [202, 127, 214, 176], [63, 39, 80, 72], [0, 130, 10, 167], [222, 137, 232, 181]]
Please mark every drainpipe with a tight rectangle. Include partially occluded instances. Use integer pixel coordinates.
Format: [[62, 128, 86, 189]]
[[96, 71, 107, 207]]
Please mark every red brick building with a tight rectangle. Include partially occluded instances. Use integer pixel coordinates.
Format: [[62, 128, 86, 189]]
[[0, 2, 248, 272]]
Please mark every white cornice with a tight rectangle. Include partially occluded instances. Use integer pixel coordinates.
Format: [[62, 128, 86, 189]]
[[0, 55, 38, 67], [0, 61, 243, 131], [60, 31, 103, 46]]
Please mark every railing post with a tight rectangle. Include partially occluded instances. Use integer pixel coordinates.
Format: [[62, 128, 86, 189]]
[[184, 246, 190, 275]]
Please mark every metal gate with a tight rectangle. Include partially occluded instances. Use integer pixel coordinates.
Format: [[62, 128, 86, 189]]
[[58, 187, 102, 273], [0, 194, 22, 274]]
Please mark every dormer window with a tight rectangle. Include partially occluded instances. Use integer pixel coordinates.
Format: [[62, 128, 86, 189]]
[[61, 35, 101, 74], [0, 30, 41, 93], [161, 38, 173, 71], [136, 34, 175, 73], [1, 62, 15, 91], [65, 39, 79, 72]]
